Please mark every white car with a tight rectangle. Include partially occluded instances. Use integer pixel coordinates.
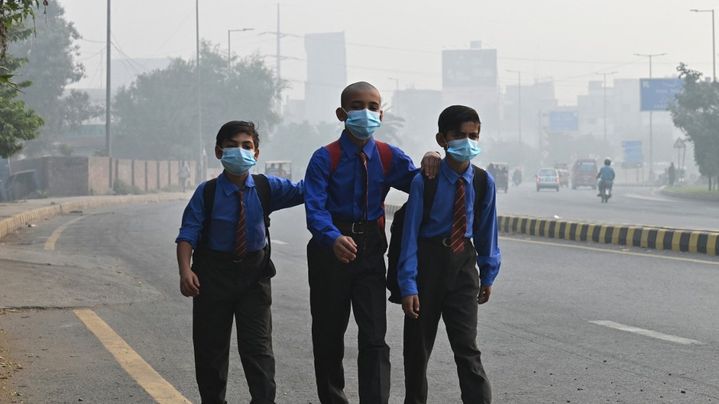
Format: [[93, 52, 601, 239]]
[[536, 168, 560, 192]]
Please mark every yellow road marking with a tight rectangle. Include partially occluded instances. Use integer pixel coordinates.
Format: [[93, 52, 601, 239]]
[[709, 234, 718, 256], [500, 236, 719, 267], [74, 309, 191, 403], [671, 231, 682, 252], [44, 215, 87, 251], [656, 229, 667, 250], [640, 228, 650, 248], [689, 232, 700, 254]]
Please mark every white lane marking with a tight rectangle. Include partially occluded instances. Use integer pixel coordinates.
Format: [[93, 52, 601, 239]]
[[44, 215, 87, 251], [589, 320, 702, 345], [501, 236, 719, 267], [624, 193, 671, 203], [272, 239, 288, 245]]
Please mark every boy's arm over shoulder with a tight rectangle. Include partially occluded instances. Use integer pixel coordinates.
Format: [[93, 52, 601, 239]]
[[266, 175, 304, 212], [304, 147, 342, 247], [175, 181, 207, 250], [397, 173, 426, 297], [473, 171, 501, 286], [385, 144, 419, 193]]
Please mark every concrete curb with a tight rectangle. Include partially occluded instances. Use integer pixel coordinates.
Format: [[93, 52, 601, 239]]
[[0, 193, 188, 241], [498, 215, 719, 257], [385, 203, 718, 256]]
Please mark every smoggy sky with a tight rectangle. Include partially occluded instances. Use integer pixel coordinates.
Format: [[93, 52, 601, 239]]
[[62, 0, 715, 104]]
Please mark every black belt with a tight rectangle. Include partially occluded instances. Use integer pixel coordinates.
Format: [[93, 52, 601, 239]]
[[195, 247, 265, 264], [334, 220, 379, 236], [422, 236, 471, 248]]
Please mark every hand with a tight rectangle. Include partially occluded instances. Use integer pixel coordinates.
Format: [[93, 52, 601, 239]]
[[402, 295, 420, 319], [477, 285, 492, 305], [180, 270, 200, 297], [333, 236, 358, 264], [420, 151, 441, 179]]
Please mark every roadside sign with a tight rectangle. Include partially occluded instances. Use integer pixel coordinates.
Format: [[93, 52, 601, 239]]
[[622, 140, 643, 168], [640, 78, 683, 111]]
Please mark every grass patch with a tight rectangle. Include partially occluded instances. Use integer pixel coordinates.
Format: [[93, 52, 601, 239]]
[[660, 186, 719, 202]]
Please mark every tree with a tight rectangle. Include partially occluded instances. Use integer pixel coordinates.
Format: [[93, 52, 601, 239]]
[[112, 43, 281, 161], [0, 75, 43, 157], [670, 63, 719, 190], [1, 0, 46, 86], [9, 1, 100, 155]]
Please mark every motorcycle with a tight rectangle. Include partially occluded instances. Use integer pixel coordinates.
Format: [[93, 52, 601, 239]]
[[597, 179, 613, 203]]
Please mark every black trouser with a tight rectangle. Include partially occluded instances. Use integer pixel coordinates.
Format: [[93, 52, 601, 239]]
[[307, 224, 391, 404], [192, 250, 275, 404], [403, 238, 491, 404]]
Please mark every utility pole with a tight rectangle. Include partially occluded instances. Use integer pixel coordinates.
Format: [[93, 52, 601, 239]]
[[276, 3, 281, 85], [506, 70, 522, 145], [634, 52, 666, 182], [690, 9, 716, 82], [196, 0, 204, 183], [106, 0, 112, 188], [596, 71, 617, 143]]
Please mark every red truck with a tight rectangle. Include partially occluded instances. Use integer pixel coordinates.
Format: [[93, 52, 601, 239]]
[[571, 159, 598, 189]]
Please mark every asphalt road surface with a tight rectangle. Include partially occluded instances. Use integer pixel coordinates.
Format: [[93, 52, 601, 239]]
[[387, 183, 719, 231], [1, 201, 718, 403]]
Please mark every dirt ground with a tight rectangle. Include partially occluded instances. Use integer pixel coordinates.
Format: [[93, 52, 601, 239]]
[[0, 310, 24, 404]]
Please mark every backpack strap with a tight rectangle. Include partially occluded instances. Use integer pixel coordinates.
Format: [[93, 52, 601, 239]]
[[472, 165, 488, 232], [375, 140, 394, 177], [200, 178, 218, 249], [252, 173, 271, 229], [421, 175, 439, 225], [325, 140, 342, 173]]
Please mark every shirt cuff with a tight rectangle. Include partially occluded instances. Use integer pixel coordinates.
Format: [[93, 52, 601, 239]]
[[175, 237, 197, 250], [400, 283, 418, 298]]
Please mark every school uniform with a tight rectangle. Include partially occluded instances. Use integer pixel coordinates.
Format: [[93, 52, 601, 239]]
[[304, 130, 417, 404], [397, 160, 501, 404], [176, 172, 303, 404]]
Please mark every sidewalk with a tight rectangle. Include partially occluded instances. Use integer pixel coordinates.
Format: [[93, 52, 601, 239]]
[[0, 193, 189, 241]]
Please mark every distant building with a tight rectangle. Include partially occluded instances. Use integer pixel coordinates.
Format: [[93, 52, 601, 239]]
[[389, 89, 443, 160], [441, 41, 500, 140], [502, 79, 558, 147], [304, 32, 347, 123]]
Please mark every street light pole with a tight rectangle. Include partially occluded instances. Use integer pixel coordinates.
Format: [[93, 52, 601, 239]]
[[596, 71, 617, 143], [506, 70, 522, 145], [196, 0, 204, 183], [227, 28, 254, 71], [634, 52, 666, 182], [690, 8, 716, 82]]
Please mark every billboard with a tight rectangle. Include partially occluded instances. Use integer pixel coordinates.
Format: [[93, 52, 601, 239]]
[[622, 140, 644, 168], [548, 110, 579, 132], [442, 49, 498, 88], [640, 78, 683, 111]]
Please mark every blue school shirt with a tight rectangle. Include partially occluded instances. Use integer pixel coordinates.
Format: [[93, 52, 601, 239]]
[[397, 160, 501, 296], [175, 172, 304, 253], [305, 131, 417, 247]]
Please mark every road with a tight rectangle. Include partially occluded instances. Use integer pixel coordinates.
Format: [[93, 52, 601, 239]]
[[1, 202, 718, 403], [387, 183, 719, 231]]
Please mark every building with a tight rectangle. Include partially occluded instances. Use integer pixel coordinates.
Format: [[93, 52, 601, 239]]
[[304, 32, 347, 124]]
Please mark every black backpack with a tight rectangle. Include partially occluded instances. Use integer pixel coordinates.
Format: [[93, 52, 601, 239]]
[[386, 165, 488, 303]]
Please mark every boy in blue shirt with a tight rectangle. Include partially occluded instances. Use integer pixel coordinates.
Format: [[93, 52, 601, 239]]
[[398, 105, 501, 404], [176, 120, 303, 404], [304, 81, 440, 404]]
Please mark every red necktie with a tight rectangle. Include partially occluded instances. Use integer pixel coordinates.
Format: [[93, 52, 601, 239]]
[[449, 179, 466, 253], [234, 190, 247, 257], [359, 151, 369, 220]]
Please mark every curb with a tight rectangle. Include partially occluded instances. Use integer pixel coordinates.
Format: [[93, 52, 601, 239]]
[[0, 193, 188, 241], [498, 215, 719, 257]]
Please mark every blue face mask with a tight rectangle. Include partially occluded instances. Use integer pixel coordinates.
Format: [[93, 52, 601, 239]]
[[221, 147, 256, 175], [344, 109, 381, 140], [446, 138, 481, 162]]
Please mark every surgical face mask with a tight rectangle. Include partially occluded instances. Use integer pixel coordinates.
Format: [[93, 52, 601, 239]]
[[344, 108, 381, 140], [221, 147, 256, 175], [446, 138, 481, 162]]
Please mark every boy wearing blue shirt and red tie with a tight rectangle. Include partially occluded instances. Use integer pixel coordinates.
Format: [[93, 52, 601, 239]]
[[304, 81, 440, 404], [176, 121, 303, 404], [398, 105, 501, 404]]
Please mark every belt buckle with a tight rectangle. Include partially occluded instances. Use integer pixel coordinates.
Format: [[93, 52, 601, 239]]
[[351, 222, 365, 235], [441, 237, 452, 247], [232, 256, 245, 264]]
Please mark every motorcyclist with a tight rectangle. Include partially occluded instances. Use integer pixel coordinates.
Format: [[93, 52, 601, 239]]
[[512, 168, 522, 186], [596, 158, 615, 197]]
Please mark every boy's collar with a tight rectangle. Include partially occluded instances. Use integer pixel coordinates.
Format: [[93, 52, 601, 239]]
[[340, 130, 376, 159], [218, 171, 255, 196], [440, 158, 474, 183]]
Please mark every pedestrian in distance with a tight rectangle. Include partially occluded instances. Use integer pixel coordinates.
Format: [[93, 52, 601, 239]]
[[668, 162, 677, 187], [398, 105, 501, 404], [175, 120, 304, 404], [303, 81, 441, 404], [179, 161, 191, 192]]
